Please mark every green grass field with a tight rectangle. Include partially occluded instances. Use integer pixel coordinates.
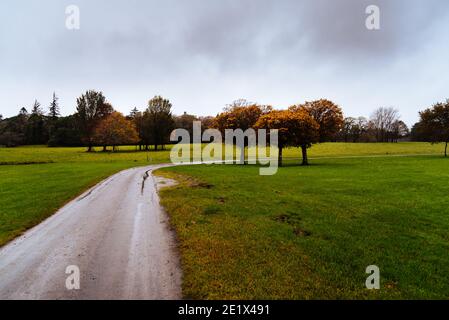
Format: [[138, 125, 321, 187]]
[[0, 142, 446, 164], [156, 155, 449, 299], [0, 142, 448, 299]]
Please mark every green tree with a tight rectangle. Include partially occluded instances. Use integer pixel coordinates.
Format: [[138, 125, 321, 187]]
[[49, 92, 60, 119], [27, 100, 47, 144], [48, 92, 60, 140], [143, 96, 174, 151], [128, 107, 145, 150], [417, 99, 449, 156], [75, 90, 113, 151]]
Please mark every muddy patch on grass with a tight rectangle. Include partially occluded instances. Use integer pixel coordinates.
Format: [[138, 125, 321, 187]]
[[272, 212, 311, 237], [293, 227, 311, 237], [154, 175, 178, 191]]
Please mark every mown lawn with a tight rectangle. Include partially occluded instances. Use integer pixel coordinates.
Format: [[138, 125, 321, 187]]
[[156, 155, 449, 299]]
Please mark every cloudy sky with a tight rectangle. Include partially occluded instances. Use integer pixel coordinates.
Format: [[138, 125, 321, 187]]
[[1, 0, 449, 125]]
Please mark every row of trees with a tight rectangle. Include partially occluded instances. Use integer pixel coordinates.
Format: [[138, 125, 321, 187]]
[[212, 99, 343, 166], [76, 92, 181, 152], [0, 94, 61, 147], [0, 91, 174, 151], [1, 93, 448, 159], [337, 107, 409, 143]]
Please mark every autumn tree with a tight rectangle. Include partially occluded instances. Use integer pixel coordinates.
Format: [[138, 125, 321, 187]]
[[416, 100, 449, 156], [93, 112, 139, 151], [214, 100, 271, 164], [143, 96, 175, 150], [198, 116, 215, 130], [214, 100, 270, 132], [292, 99, 343, 142], [75, 90, 113, 151], [255, 108, 319, 166]]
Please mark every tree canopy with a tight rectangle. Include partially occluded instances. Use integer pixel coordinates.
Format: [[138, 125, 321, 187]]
[[255, 108, 319, 166], [141, 96, 175, 150], [291, 99, 343, 142], [416, 100, 449, 156], [93, 112, 139, 151], [75, 90, 113, 151]]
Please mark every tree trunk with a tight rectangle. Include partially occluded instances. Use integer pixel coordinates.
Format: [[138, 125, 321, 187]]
[[445, 141, 448, 157], [87, 144, 93, 152], [301, 145, 309, 166], [278, 147, 283, 167], [155, 144, 158, 151]]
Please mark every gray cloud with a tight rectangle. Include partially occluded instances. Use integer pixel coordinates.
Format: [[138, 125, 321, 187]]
[[1, 0, 449, 125]]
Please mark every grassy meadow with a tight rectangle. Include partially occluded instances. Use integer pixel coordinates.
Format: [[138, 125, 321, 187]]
[[156, 155, 449, 299], [0, 142, 445, 164], [0, 142, 448, 299]]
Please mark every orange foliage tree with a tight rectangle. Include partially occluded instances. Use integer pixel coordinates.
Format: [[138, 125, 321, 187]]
[[291, 99, 343, 142], [213, 100, 271, 163], [93, 112, 139, 151], [213, 100, 271, 132], [255, 108, 319, 166]]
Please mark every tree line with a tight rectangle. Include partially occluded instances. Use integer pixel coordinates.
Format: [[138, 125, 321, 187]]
[[1, 91, 448, 158], [0, 91, 186, 151]]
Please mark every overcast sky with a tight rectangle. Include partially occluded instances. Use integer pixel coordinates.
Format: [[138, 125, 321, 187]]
[[1, 0, 449, 125]]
